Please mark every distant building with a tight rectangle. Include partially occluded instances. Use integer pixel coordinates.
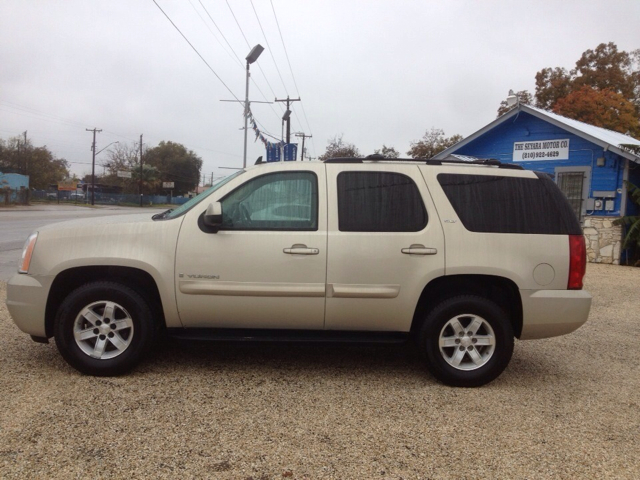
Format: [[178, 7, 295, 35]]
[[435, 104, 640, 264], [0, 171, 29, 203]]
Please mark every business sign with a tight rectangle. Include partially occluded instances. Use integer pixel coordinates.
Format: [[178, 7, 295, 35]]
[[57, 180, 77, 191], [266, 143, 281, 162], [162, 182, 175, 189], [283, 143, 298, 162], [117, 170, 132, 178], [513, 139, 569, 161]]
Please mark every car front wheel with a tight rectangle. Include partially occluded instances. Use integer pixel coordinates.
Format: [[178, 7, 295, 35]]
[[418, 295, 514, 387], [54, 281, 155, 376]]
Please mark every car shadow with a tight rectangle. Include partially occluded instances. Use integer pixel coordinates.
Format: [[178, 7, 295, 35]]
[[145, 337, 432, 383]]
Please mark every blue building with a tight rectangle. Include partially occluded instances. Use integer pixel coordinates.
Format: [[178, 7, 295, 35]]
[[0, 171, 30, 203], [435, 104, 640, 265]]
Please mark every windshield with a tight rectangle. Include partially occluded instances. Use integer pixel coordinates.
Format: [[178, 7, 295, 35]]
[[164, 170, 244, 220]]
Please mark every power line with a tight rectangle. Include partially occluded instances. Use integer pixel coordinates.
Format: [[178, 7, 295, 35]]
[[0, 104, 88, 130], [224, 0, 285, 110], [151, 0, 241, 103], [0, 102, 139, 144], [187, 0, 243, 69], [269, 0, 316, 157], [196, 0, 243, 68], [1, 99, 245, 162], [193, 0, 283, 124], [249, 0, 289, 95]]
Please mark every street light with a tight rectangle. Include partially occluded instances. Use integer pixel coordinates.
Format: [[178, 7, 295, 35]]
[[243, 44, 264, 168], [91, 141, 119, 205]]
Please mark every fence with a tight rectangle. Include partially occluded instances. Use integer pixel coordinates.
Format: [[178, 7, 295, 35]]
[[30, 190, 191, 207]]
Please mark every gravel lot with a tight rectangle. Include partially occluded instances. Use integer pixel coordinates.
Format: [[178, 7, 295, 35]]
[[1, 263, 639, 479]]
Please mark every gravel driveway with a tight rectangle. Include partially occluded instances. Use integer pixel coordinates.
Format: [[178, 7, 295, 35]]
[[1, 263, 639, 479]]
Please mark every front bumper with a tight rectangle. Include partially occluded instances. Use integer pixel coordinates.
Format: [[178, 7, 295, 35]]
[[520, 289, 592, 340], [6, 274, 54, 338]]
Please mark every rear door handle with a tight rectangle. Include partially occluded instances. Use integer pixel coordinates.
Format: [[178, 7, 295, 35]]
[[401, 244, 437, 255], [284, 244, 319, 255]]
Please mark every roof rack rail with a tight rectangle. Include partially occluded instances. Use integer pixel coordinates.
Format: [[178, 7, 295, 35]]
[[323, 158, 363, 163], [323, 156, 524, 170], [426, 158, 524, 170]]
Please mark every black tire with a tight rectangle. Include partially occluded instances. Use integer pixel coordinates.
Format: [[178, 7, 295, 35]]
[[54, 281, 156, 376], [418, 295, 514, 387]]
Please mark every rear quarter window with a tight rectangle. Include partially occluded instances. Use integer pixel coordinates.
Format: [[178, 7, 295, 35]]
[[437, 173, 582, 235]]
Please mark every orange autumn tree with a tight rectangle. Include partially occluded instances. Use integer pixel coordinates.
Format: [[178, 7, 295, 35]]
[[553, 85, 640, 138]]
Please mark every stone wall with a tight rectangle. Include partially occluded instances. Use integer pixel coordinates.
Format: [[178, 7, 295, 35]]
[[583, 216, 622, 264]]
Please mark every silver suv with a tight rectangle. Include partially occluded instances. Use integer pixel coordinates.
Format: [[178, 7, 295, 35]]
[[6, 157, 591, 387]]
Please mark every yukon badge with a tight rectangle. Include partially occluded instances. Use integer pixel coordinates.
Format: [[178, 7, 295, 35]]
[[179, 273, 220, 279]]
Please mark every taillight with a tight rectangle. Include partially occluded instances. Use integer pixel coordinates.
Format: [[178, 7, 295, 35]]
[[568, 234, 586, 290]]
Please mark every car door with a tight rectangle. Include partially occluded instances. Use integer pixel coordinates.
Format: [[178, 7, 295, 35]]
[[175, 163, 327, 329], [324, 163, 445, 332]]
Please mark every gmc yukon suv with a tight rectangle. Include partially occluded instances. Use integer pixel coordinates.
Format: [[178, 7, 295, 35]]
[[6, 157, 591, 387]]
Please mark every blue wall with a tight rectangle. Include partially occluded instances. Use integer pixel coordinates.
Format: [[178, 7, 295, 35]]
[[0, 172, 29, 190], [451, 112, 627, 216]]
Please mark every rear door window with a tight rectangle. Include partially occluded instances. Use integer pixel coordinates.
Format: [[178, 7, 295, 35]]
[[337, 172, 428, 232]]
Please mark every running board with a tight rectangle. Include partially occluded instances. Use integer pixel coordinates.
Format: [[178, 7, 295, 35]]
[[167, 328, 409, 344]]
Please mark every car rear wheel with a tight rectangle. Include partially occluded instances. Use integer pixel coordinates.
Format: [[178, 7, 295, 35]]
[[418, 295, 514, 387], [54, 282, 155, 376]]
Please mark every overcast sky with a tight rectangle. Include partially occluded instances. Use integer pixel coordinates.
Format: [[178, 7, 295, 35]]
[[1, 0, 639, 181]]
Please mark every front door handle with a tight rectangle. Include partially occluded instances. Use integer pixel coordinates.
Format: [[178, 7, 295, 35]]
[[401, 244, 437, 255], [284, 244, 319, 255]]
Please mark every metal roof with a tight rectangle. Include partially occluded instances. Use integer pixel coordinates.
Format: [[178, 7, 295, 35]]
[[434, 104, 640, 163]]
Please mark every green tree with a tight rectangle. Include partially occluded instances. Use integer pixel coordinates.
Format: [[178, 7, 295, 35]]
[[319, 134, 360, 161], [573, 42, 639, 104], [535, 67, 573, 110], [407, 128, 463, 159], [374, 145, 400, 158], [0, 136, 69, 189], [613, 181, 640, 264], [143, 141, 202, 196], [497, 90, 534, 117], [132, 164, 160, 193]]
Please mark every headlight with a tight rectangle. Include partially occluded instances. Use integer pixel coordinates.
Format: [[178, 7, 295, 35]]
[[19, 232, 38, 274]]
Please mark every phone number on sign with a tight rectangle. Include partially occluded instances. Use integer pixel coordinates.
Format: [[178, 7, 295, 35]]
[[521, 151, 561, 160]]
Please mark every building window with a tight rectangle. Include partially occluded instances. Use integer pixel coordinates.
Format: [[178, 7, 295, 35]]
[[554, 166, 591, 221], [557, 172, 584, 220], [337, 172, 428, 232]]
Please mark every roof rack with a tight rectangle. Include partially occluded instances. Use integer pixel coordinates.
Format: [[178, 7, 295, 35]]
[[323, 156, 524, 170]]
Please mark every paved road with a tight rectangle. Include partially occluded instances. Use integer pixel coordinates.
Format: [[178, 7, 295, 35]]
[[0, 205, 163, 281]]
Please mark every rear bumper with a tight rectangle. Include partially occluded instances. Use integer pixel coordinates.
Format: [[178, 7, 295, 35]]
[[520, 289, 592, 340], [6, 274, 53, 338]]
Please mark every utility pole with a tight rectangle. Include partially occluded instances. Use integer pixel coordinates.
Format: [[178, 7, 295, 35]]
[[210, 172, 213, 185], [275, 96, 300, 144], [23, 131, 28, 175], [294, 133, 312, 161], [86, 128, 102, 205], [139, 134, 143, 207]]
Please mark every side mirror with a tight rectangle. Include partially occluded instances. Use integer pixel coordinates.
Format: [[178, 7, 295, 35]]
[[203, 202, 223, 229]]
